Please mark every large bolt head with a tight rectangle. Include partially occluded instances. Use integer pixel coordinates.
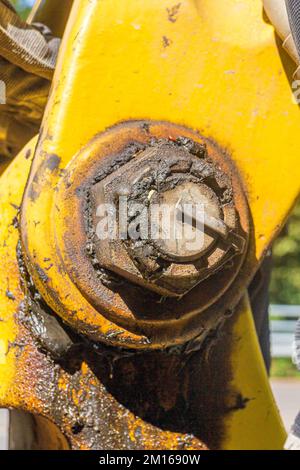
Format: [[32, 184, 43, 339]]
[[90, 138, 243, 297]]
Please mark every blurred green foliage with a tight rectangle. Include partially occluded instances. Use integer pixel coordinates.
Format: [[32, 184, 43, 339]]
[[270, 201, 300, 305], [10, 0, 33, 19], [271, 358, 299, 378]]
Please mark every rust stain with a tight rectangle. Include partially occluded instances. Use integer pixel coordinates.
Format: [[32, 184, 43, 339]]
[[28, 154, 61, 202]]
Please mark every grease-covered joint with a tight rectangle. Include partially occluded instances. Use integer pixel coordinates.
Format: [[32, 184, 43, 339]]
[[20, 120, 250, 350], [20, 300, 75, 359], [89, 136, 246, 298], [17, 241, 75, 360]]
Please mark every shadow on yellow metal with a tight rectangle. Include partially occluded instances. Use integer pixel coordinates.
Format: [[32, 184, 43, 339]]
[[0, 0, 298, 449], [27, 0, 74, 37]]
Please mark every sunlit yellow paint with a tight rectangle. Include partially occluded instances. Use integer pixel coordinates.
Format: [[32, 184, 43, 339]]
[[0, 138, 36, 406]]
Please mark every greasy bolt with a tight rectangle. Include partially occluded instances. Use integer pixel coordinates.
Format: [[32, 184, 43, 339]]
[[90, 137, 246, 298]]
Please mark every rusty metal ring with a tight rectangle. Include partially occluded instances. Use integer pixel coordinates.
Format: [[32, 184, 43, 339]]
[[22, 121, 251, 350], [33, 122, 249, 349]]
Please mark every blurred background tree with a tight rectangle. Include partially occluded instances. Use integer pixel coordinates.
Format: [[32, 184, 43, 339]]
[[10, 0, 34, 18], [270, 201, 300, 305]]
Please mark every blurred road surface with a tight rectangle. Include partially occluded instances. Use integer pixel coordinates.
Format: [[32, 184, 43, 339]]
[[271, 378, 300, 432], [0, 409, 8, 450]]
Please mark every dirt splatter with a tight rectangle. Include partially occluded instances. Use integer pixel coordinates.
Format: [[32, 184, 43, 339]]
[[162, 36, 172, 48], [167, 3, 181, 23]]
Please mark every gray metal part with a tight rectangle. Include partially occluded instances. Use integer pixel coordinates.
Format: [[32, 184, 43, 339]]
[[286, 0, 300, 58]]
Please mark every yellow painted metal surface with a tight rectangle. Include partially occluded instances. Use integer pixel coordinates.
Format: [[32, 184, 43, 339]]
[[0, 139, 37, 407], [0, 0, 298, 449], [224, 296, 286, 449]]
